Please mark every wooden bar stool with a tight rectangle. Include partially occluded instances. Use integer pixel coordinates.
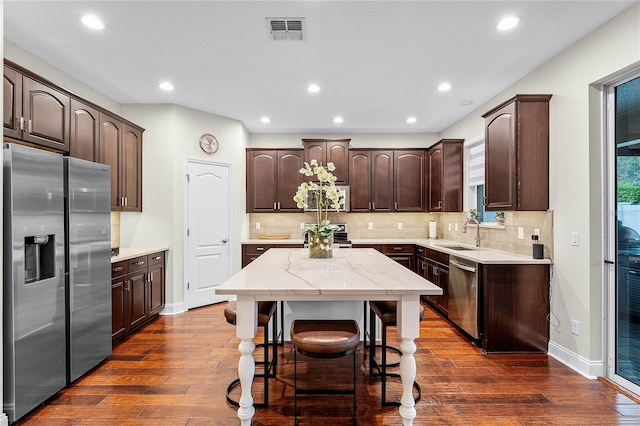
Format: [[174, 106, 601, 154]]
[[224, 300, 280, 408], [290, 319, 360, 425], [368, 300, 423, 407]]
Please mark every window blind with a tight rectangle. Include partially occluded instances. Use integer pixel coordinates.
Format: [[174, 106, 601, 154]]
[[468, 140, 485, 187]]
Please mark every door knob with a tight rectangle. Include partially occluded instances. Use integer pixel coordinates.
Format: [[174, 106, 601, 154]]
[[221, 239, 228, 243]]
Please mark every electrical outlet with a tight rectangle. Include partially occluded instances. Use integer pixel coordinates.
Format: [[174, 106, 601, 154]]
[[571, 319, 579, 335], [454, 223, 459, 232], [534, 228, 540, 236], [448, 223, 452, 231], [300, 223, 305, 230], [518, 227, 524, 239], [398, 223, 403, 230], [256, 222, 261, 230], [368, 222, 374, 230]]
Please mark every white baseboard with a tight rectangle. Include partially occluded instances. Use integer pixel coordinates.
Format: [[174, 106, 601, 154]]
[[548, 341, 604, 379], [0, 413, 8, 426], [160, 302, 186, 316]]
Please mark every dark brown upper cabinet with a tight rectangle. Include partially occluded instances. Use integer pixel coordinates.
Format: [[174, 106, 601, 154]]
[[246, 149, 304, 213], [394, 150, 424, 212], [349, 149, 394, 212], [70, 99, 99, 162], [302, 139, 350, 184], [482, 94, 552, 211], [99, 112, 143, 212], [4, 64, 70, 152], [427, 139, 464, 212]]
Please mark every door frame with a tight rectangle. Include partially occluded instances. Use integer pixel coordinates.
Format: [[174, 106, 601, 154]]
[[183, 157, 234, 310], [604, 68, 640, 396]]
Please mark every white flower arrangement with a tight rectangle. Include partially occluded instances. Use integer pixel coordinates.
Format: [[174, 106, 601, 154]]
[[293, 159, 346, 237]]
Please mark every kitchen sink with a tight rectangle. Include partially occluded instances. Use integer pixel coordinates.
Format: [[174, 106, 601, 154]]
[[440, 245, 476, 251]]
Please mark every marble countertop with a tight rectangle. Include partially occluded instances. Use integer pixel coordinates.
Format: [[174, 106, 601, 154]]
[[216, 248, 442, 297], [111, 246, 169, 263], [241, 238, 550, 265]]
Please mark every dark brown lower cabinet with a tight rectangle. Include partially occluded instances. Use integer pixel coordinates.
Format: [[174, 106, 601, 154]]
[[242, 243, 303, 268], [112, 250, 166, 342], [481, 263, 550, 353], [417, 246, 449, 316], [382, 244, 415, 270]]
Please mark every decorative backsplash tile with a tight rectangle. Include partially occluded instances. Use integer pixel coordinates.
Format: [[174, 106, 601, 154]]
[[249, 210, 554, 259]]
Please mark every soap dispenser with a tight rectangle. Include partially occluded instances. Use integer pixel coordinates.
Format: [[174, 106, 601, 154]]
[[532, 235, 544, 259]]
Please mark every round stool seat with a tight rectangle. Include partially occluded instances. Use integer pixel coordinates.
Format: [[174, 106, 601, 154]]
[[291, 320, 360, 358], [369, 301, 425, 325], [224, 301, 277, 326]]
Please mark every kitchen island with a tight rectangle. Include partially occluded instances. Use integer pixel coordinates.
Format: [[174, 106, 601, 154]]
[[215, 247, 442, 426]]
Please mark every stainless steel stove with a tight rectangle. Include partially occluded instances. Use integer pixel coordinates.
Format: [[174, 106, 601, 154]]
[[303, 223, 352, 248]]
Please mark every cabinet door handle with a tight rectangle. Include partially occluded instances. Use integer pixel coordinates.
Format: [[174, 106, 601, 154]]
[[483, 196, 488, 206], [273, 202, 277, 210], [438, 201, 442, 208], [27, 119, 33, 133], [277, 202, 281, 210], [18, 117, 25, 131], [372, 202, 375, 210], [125, 197, 128, 207], [394, 201, 398, 210]]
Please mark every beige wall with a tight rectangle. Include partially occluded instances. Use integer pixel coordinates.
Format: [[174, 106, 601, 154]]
[[440, 4, 640, 368], [119, 104, 250, 310]]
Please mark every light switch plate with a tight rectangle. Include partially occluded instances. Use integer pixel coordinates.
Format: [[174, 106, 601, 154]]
[[398, 223, 403, 230], [571, 232, 579, 246], [256, 222, 261, 230], [368, 222, 374, 230], [518, 227, 524, 239]]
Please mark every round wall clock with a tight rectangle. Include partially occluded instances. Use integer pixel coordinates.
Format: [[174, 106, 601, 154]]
[[199, 133, 219, 155]]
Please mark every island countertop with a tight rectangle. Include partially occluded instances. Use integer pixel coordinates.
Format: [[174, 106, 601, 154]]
[[217, 247, 442, 298]]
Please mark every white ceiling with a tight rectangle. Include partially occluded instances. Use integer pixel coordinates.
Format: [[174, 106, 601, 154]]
[[4, 1, 636, 133]]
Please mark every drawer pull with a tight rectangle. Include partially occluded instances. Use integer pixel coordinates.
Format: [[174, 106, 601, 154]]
[[394, 247, 402, 251], [256, 247, 264, 251], [152, 256, 162, 260], [113, 266, 123, 272], [133, 261, 145, 266]]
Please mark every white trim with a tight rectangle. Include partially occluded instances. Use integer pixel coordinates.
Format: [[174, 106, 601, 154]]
[[160, 302, 187, 316], [0, 413, 8, 426], [548, 341, 604, 379], [183, 157, 234, 310]]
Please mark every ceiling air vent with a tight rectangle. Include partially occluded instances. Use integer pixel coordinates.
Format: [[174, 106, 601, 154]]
[[266, 17, 305, 41]]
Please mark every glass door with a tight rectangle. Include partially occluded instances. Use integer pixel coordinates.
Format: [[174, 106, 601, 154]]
[[608, 72, 640, 394]]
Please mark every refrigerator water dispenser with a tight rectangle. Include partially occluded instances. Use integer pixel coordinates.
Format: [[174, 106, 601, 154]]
[[24, 234, 55, 284]]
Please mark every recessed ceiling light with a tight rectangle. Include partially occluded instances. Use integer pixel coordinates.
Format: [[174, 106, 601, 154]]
[[438, 82, 452, 92], [406, 117, 417, 124], [158, 81, 174, 91], [497, 16, 520, 31], [333, 116, 343, 124], [307, 84, 320, 93], [80, 15, 105, 30], [261, 117, 271, 124]]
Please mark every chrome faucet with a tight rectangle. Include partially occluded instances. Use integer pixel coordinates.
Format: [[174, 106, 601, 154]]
[[462, 218, 482, 247]]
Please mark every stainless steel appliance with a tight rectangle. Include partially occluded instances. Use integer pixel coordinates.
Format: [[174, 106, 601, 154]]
[[64, 157, 112, 383], [303, 223, 352, 248], [3, 144, 112, 422], [303, 185, 350, 212], [448, 256, 480, 339]]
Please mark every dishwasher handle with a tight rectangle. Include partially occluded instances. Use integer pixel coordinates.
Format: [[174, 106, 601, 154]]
[[450, 259, 476, 273]]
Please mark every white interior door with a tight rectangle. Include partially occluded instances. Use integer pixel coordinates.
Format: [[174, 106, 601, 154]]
[[185, 159, 232, 309]]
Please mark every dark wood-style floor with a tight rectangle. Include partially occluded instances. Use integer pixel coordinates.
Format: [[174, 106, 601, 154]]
[[19, 302, 640, 425]]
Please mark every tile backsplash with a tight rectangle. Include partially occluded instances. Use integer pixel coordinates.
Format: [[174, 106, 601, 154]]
[[249, 210, 554, 259], [111, 212, 121, 248]]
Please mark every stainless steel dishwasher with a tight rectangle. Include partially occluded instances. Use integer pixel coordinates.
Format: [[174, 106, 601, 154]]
[[448, 256, 480, 339]]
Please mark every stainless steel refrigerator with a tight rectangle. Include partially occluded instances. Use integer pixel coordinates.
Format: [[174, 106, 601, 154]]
[[3, 144, 112, 422], [64, 156, 112, 383]]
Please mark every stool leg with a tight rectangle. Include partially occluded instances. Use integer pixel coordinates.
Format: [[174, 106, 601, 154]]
[[279, 301, 285, 346], [263, 322, 269, 407], [353, 347, 357, 425], [271, 306, 278, 375], [294, 349, 298, 425], [369, 307, 376, 376], [381, 321, 387, 406]]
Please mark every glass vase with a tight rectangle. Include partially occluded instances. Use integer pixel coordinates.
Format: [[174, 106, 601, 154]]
[[308, 231, 334, 259]]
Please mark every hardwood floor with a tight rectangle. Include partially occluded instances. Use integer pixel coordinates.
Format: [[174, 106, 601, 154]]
[[20, 302, 640, 425]]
